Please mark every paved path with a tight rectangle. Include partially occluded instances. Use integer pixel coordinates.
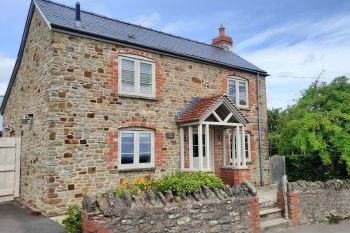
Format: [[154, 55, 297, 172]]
[[0, 201, 66, 233], [277, 221, 350, 233]]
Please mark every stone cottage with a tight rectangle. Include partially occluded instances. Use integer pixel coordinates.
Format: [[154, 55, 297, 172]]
[[0, 0, 269, 215]]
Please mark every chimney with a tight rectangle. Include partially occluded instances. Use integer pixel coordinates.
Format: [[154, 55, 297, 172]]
[[75, 2, 81, 27], [212, 25, 233, 51]]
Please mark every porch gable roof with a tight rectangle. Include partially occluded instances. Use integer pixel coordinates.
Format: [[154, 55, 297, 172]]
[[176, 95, 248, 125]]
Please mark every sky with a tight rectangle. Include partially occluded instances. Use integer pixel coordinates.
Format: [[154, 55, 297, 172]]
[[0, 0, 349, 109]]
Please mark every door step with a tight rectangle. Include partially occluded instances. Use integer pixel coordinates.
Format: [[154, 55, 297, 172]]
[[260, 207, 283, 220], [260, 218, 289, 232]]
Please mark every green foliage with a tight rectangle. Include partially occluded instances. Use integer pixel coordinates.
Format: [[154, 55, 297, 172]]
[[150, 172, 224, 196], [114, 172, 224, 197], [62, 205, 82, 233], [268, 76, 350, 180], [285, 155, 332, 182]]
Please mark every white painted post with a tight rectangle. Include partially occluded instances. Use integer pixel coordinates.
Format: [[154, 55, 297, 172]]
[[180, 127, 184, 170], [189, 126, 193, 170], [232, 128, 236, 167], [14, 138, 21, 197], [241, 126, 246, 167], [236, 126, 241, 167], [198, 124, 203, 170], [205, 124, 210, 170], [222, 129, 226, 166]]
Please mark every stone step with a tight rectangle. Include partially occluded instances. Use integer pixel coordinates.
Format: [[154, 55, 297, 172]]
[[259, 200, 276, 209], [261, 218, 289, 232], [259, 207, 283, 220]]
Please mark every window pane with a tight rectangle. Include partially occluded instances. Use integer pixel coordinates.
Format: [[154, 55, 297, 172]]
[[245, 135, 250, 159], [140, 63, 152, 94], [193, 145, 199, 158], [121, 133, 134, 164], [139, 153, 151, 163], [121, 154, 134, 164], [228, 80, 236, 103], [239, 81, 247, 106], [139, 132, 151, 164], [121, 59, 135, 92]]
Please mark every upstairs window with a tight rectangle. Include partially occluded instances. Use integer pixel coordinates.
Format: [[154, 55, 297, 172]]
[[118, 55, 156, 98], [119, 129, 155, 169], [228, 77, 248, 108]]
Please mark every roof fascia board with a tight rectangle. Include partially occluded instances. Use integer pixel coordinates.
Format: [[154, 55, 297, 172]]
[[50, 25, 268, 76], [1, 1, 36, 114]]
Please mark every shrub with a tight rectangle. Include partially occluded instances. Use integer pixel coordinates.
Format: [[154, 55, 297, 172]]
[[62, 205, 82, 233], [115, 172, 224, 197]]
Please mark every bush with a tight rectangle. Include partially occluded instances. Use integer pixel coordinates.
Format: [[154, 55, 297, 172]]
[[114, 172, 224, 197], [285, 155, 332, 182], [62, 205, 82, 233]]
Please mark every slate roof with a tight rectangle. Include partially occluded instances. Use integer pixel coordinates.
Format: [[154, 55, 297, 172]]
[[34, 0, 267, 74], [1, 0, 267, 114], [176, 95, 247, 124]]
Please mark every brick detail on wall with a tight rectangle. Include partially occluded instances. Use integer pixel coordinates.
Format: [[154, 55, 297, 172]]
[[104, 120, 165, 170], [250, 197, 261, 233], [276, 192, 300, 226], [220, 168, 251, 185], [106, 49, 165, 98], [82, 213, 112, 233], [287, 193, 300, 226]]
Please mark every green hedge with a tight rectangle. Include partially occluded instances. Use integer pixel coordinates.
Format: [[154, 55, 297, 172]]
[[286, 155, 332, 182]]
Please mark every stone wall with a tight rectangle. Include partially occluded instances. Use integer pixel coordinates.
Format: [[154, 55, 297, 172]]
[[82, 184, 260, 233], [2, 8, 269, 215], [2, 9, 53, 211], [277, 180, 350, 225]]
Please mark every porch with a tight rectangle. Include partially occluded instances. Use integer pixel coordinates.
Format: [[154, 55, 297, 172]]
[[176, 95, 251, 185]]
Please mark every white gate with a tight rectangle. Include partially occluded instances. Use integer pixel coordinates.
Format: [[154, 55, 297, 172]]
[[0, 138, 21, 202]]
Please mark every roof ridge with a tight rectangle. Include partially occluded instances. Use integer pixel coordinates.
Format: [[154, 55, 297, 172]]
[[35, 0, 233, 53]]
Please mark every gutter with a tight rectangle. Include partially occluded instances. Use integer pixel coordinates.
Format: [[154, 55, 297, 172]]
[[256, 73, 264, 186]]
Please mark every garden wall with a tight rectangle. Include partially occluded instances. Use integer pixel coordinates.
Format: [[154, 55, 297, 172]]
[[82, 184, 260, 233], [277, 179, 350, 225]]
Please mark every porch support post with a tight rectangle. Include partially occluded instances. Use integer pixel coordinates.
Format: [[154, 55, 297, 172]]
[[236, 126, 242, 167], [180, 127, 185, 169], [205, 124, 210, 169], [222, 129, 226, 166], [189, 126, 193, 169], [198, 124, 203, 170], [241, 126, 246, 167]]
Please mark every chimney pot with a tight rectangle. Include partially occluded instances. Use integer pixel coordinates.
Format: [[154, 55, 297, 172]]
[[212, 24, 233, 51], [75, 2, 81, 27]]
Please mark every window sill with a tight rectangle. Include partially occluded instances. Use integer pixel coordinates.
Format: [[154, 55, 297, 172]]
[[118, 93, 157, 101], [117, 167, 156, 172], [237, 106, 250, 111]]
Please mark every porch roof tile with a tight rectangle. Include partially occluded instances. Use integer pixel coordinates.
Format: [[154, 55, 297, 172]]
[[176, 94, 246, 124]]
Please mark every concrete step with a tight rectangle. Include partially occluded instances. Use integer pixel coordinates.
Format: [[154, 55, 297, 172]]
[[259, 200, 276, 209], [261, 218, 289, 232], [259, 207, 283, 220]]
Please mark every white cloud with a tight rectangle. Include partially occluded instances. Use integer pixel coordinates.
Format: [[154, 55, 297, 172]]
[[131, 12, 161, 28], [237, 14, 350, 109], [0, 55, 15, 96]]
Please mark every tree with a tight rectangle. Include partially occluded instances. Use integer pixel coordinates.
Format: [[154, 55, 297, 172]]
[[269, 76, 350, 178]]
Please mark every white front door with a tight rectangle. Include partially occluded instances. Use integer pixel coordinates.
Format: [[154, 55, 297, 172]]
[[192, 130, 214, 171]]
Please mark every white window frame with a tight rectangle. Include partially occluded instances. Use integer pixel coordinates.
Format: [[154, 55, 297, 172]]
[[227, 77, 249, 108], [244, 134, 251, 162], [229, 132, 251, 163], [118, 55, 156, 98], [118, 128, 155, 170]]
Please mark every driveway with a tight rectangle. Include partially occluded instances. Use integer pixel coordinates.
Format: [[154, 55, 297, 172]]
[[0, 201, 65, 233], [278, 220, 350, 233]]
